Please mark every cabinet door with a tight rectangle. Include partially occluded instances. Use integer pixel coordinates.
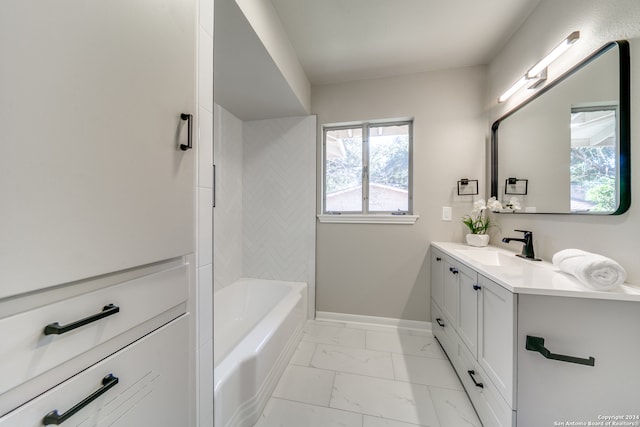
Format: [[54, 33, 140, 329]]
[[442, 258, 459, 325], [517, 295, 640, 426], [456, 264, 478, 358], [478, 274, 515, 407], [431, 249, 445, 307], [0, 0, 196, 299], [0, 315, 189, 427]]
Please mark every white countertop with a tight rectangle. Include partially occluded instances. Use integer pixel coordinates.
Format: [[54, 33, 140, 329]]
[[432, 241, 640, 302]]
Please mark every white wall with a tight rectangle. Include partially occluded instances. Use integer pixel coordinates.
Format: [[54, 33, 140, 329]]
[[312, 67, 487, 321], [213, 104, 244, 292], [196, 0, 214, 425], [488, 0, 640, 284], [233, 0, 310, 113]]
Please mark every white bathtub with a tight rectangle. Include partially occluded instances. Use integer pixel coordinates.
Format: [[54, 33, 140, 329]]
[[214, 278, 307, 427]]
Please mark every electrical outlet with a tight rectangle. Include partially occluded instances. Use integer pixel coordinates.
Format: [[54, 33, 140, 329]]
[[442, 206, 452, 221]]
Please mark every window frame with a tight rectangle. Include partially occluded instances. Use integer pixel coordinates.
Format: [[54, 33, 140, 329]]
[[322, 119, 414, 215]]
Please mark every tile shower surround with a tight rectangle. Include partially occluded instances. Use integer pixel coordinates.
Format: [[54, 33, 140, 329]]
[[255, 320, 482, 427]]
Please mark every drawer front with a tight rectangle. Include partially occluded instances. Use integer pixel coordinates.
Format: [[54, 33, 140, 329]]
[[457, 341, 514, 427], [0, 314, 189, 427], [0, 264, 187, 398], [431, 301, 455, 361]]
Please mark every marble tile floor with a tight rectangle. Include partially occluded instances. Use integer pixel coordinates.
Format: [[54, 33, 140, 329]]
[[254, 320, 482, 427]]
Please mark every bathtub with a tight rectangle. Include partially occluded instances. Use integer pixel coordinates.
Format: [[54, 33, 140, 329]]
[[214, 278, 307, 427]]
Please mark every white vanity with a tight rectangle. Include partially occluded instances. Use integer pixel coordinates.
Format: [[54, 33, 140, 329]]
[[431, 242, 640, 427]]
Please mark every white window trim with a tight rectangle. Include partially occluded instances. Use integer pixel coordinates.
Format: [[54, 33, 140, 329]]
[[317, 214, 419, 224], [322, 119, 414, 216]]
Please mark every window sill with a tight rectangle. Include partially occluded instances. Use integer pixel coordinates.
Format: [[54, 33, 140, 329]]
[[317, 214, 419, 224]]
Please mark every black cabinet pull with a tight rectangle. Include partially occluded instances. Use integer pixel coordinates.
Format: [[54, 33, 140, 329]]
[[44, 304, 119, 335], [449, 267, 458, 274], [436, 257, 442, 261], [467, 370, 484, 388], [180, 113, 193, 151], [525, 335, 595, 367], [43, 374, 119, 425], [473, 284, 482, 291], [436, 318, 445, 327]]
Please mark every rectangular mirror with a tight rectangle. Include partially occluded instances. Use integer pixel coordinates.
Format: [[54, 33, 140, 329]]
[[491, 40, 630, 214]]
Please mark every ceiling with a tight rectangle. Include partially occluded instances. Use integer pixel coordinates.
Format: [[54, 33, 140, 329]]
[[214, 0, 541, 120], [270, 0, 541, 85]]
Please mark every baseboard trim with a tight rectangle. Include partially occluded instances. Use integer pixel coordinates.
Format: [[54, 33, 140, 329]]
[[315, 311, 431, 333]]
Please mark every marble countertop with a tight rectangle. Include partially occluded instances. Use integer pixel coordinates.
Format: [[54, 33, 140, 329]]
[[432, 241, 640, 302]]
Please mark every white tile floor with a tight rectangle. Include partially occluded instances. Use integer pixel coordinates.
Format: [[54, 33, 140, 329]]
[[254, 320, 482, 427]]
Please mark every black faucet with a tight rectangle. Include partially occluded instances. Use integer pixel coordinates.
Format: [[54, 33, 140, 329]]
[[502, 230, 541, 261]]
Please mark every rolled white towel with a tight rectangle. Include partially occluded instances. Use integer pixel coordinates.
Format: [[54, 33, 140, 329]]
[[552, 249, 627, 291]]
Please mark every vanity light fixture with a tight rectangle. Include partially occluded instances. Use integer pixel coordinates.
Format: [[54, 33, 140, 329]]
[[498, 76, 529, 103], [498, 31, 580, 103], [527, 31, 580, 78]]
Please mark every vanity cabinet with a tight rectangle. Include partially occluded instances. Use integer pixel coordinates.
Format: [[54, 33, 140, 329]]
[[432, 242, 640, 427], [517, 294, 640, 427], [431, 247, 516, 427]]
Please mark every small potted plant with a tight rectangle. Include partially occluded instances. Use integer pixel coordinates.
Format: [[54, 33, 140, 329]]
[[462, 197, 502, 247]]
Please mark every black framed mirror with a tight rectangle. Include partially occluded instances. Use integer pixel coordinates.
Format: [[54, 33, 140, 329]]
[[491, 40, 630, 215]]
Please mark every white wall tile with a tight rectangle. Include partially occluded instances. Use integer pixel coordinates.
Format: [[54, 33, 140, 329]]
[[198, 187, 213, 267], [198, 28, 213, 112], [242, 116, 316, 292], [198, 338, 214, 427], [213, 105, 243, 289], [198, 106, 213, 189], [199, 0, 213, 38], [198, 264, 213, 344]]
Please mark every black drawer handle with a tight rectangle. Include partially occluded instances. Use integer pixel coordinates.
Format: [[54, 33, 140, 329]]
[[449, 267, 459, 274], [467, 370, 484, 388], [436, 257, 442, 261], [473, 284, 482, 291], [525, 335, 595, 367], [43, 374, 119, 425], [180, 113, 193, 151], [44, 304, 119, 335], [436, 318, 445, 327]]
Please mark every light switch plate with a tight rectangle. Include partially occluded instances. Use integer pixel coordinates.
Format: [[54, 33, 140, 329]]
[[442, 206, 452, 221]]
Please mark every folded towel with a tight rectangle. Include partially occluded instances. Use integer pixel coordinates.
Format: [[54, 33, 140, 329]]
[[552, 249, 626, 291]]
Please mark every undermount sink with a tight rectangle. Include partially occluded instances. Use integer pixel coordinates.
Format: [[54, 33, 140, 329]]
[[454, 249, 523, 267]]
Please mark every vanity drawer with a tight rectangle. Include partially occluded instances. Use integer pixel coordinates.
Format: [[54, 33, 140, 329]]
[[457, 341, 514, 427], [431, 301, 456, 362], [0, 314, 189, 427], [0, 264, 188, 399]]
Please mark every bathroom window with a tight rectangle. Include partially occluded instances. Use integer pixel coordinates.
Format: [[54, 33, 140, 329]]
[[323, 120, 413, 214]]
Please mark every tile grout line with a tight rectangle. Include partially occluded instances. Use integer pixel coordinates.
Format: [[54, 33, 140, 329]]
[[269, 396, 429, 427]]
